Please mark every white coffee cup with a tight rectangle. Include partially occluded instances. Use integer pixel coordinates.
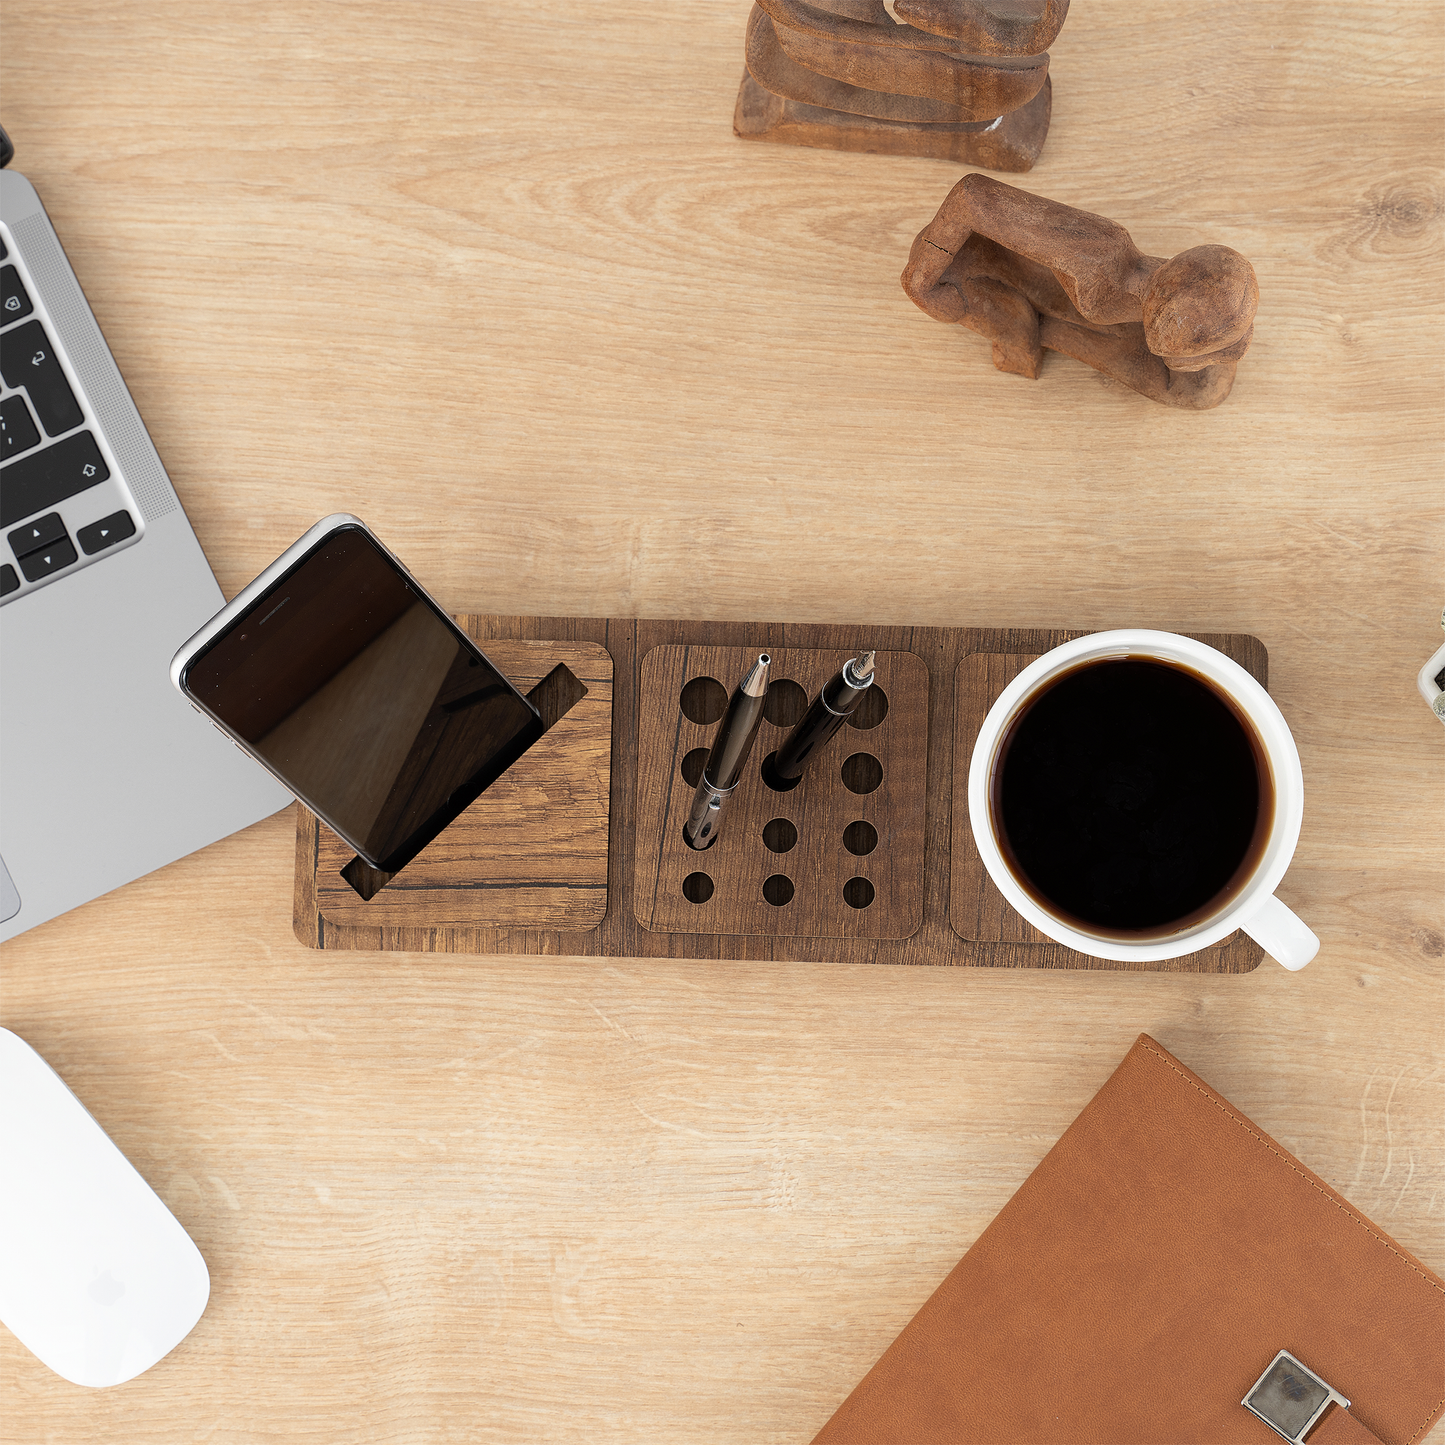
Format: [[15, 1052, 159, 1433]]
[[967, 630, 1319, 970]]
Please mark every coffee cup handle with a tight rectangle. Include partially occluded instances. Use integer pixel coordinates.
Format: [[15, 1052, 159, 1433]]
[[1241, 894, 1320, 971]]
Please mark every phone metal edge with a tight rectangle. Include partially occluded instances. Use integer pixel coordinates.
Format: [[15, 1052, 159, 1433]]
[[168, 513, 365, 694]]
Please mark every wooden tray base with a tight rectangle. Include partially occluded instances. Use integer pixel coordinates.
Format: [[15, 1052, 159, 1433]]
[[295, 617, 1266, 973]]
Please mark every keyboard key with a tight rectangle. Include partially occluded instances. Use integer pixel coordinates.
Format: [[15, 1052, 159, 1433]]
[[77, 509, 136, 555], [1, 265, 33, 323], [0, 563, 16, 596], [0, 320, 84, 436], [0, 430, 109, 527], [17, 534, 77, 583], [8, 511, 66, 558], [0, 394, 40, 460]]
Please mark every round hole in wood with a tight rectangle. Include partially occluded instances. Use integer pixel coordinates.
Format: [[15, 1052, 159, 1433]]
[[762, 817, 797, 854], [760, 750, 802, 793], [682, 822, 718, 852], [681, 747, 709, 786], [843, 877, 875, 909], [680, 676, 727, 725], [843, 820, 878, 856], [763, 677, 808, 728], [841, 753, 883, 795], [762, 874, 794, 907], [682, 872, 714, 904], [846, 685, 888, 730]]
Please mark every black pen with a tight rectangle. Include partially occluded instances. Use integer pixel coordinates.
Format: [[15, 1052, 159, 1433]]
[[683, 653, 771, 849], [766, 651, 876, 785]]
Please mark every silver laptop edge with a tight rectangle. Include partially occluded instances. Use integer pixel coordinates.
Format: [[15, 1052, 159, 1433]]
[[1, 168, 292, 942]]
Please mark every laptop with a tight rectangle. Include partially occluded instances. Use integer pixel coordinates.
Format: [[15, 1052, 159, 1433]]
[[0, 138, 292, 942]]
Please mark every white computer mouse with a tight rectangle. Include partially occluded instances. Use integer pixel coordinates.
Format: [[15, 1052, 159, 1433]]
[[0, 1026, 210, 1387]]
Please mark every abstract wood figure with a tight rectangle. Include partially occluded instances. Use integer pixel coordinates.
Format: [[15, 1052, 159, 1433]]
[[735, 0, 1067, 169], [902, 173, 1260, 408]]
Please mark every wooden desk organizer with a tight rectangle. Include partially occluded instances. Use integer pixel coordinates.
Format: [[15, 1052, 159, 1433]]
[[295, 616, 1267, 972]]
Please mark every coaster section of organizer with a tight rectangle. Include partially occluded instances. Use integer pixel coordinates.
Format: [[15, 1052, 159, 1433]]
[[633, 644, 927, 939], [949, 650, 1265, 974], [310, 636, 613, 932]]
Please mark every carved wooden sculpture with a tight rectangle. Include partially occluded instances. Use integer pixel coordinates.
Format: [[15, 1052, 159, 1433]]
[[902, 173, 1260, 408], [735, 0, 1068, 170]]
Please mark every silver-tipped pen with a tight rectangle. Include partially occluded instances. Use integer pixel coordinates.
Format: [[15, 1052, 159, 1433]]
[[767, 647, 879, 785], [683, 654, 772, 849]]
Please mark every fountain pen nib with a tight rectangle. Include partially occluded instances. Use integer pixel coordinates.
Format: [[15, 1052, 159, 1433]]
[[740, 653, 771, 697], [849, 650, 876, 684]]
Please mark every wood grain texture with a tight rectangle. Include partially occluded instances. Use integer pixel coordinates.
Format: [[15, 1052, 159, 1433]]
[[633, 644, 927, 938], [736, 71, 1053, 169], [755, 0, 1068, 57], [753, 7, 1049, 121], [311, 638, 613, 932], [949, 646, 1266, 974], [1, 0, 1441, 1440], [740, 0, 1059, 163]]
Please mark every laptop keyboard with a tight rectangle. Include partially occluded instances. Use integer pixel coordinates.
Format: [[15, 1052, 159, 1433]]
[[0, 229, 139, 602]]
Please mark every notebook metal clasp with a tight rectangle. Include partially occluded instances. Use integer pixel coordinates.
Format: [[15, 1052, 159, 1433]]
[[1243, 1350, 1351, 1443]]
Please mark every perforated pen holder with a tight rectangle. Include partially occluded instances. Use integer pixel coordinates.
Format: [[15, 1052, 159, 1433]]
[[631, 645, 928, 939]]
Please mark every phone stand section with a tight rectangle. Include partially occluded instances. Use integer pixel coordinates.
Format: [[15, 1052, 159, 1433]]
[[312, 638, 612, 930], [339, 658, 591, 901], [633, 645, 927, 939]]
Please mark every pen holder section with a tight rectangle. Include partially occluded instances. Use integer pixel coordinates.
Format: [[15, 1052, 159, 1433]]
[[633, 645, 927, 938]]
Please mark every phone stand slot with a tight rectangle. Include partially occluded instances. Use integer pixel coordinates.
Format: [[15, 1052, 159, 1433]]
[[340, 661, 589, 901]]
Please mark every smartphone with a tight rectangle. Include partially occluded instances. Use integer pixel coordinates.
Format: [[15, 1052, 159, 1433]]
[[170, 515, 543, 874]]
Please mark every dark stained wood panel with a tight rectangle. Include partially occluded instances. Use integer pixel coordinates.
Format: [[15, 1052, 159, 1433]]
[[632, 645, 927, 939], [310, 638, 613, 933], [951, 653, 1044, 945]]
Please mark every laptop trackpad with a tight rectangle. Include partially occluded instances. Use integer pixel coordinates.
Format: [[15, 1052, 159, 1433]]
[[0, 856, 20, 923]]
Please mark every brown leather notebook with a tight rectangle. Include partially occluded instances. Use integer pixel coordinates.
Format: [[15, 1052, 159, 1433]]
[[812, 1034, 1444, 1445]]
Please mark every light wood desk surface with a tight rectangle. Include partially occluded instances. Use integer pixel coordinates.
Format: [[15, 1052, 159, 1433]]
[[2, 2, 1442, 1439]]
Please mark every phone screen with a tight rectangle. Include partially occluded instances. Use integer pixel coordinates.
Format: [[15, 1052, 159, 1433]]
[[181, 526, 541, 871]]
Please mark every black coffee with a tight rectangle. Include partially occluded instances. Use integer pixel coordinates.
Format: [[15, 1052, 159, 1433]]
[[992, 658, 1272, 937]]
